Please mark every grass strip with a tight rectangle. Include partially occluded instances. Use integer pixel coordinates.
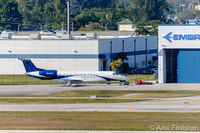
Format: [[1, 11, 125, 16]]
[[0, 112, 200, 131], [1, 90, 200, 98], [51, 90, 200, 98], [0, 98, 149, 104]]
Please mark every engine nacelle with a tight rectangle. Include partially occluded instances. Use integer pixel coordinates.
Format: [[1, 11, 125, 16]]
[[39, 70, 57, 77]]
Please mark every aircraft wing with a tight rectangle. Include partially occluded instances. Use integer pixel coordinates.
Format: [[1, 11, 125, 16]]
[[62, 76, 84, 83], [61, 75, 104, 83]]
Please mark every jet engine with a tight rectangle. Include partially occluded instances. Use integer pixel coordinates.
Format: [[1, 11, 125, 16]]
[[39, 70, 57, 77]]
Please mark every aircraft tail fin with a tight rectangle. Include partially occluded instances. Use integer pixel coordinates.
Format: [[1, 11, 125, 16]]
[[19, 58, 43, 72]]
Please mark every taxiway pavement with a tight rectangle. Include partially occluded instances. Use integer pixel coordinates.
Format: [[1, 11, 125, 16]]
[[0, 96, 200, 112], [0, 84, 200, 112], [0, 83, 200, 95]]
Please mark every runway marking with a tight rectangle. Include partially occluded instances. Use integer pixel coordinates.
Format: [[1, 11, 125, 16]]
[[194, 110, 200, 113], [56, 108, 64, 111], [184, 101, 190, 104], [127, 109, 135, 112]]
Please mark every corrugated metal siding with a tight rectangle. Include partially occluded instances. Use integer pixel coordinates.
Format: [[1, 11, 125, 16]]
[[177, 49, 200, 83]]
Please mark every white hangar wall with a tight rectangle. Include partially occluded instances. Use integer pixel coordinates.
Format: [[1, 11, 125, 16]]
[[0, 35, 157, 75], [0, 40, 99, 74]]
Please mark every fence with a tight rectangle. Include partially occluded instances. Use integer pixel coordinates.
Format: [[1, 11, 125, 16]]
[[124, 74, 158, 83], [0, 74, 158, 85], [0, 75, 59, 85]]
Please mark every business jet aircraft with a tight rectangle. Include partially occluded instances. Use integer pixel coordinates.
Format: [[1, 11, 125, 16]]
[[19, 59, 129, 86]]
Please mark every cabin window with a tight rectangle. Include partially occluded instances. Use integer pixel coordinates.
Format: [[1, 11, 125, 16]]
[[113, 72, 119, 75]]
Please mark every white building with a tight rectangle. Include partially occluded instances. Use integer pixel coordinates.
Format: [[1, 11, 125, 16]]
[[117, 19, 136, 32], [159, 25, 200, 83], [0, 34, 157, 74]]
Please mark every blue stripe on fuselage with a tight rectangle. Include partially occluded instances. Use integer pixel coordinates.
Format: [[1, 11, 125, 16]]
[[27, 74, 72, 80], [27, 74, 126, 82]]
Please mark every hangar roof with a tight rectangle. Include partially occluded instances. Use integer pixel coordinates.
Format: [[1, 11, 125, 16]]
[[0, 34, 140, 40]]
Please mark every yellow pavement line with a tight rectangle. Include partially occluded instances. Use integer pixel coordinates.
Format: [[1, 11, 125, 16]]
[[56, 108, 65, 111], [184, 101, 190, 104], [194, 110, 200, 113], [127, 109, 135, 112]]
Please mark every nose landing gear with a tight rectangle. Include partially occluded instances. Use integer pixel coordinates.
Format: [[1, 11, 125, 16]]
[[124, 82, 129, 85], [120, 81, 129, 85]]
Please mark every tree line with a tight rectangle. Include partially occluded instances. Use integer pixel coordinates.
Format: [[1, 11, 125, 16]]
[[0, 0, 170, 34]]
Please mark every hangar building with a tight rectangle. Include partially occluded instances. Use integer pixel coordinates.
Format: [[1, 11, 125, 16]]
[[0, 34, 157, 74], [159, 25, 200, 83]]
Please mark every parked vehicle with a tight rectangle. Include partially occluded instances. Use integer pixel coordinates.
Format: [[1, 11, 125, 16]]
[[55, 30, 66, 34], [127, 68, 157, 74], [150, 68, 158, 73], [2, 30, 16, 34], [127, 69, 139, 74], [138, 69, 153, 74], [40, 30, 56, 35]]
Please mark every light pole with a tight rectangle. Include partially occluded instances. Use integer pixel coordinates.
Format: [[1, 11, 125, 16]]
[[18, 24, 21, 32], [67, 0, 71, 35]]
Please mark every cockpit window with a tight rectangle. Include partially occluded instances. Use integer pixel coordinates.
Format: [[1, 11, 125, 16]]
[[113, 72, 119, 75]]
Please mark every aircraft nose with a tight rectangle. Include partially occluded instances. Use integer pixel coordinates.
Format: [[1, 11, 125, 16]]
[[124, 76, 129, 81], [120, 75, 129, 81]]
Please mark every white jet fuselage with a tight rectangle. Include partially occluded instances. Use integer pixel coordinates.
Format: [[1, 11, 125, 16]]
[[28, 71, 129, 83], [19, 59, 129, 86]]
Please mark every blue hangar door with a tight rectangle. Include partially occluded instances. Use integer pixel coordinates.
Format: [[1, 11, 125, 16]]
[[177, 49, 200, 83]]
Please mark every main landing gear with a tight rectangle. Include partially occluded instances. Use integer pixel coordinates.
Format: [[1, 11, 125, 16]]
[[65, 82, 72, 87], [107, 81, 111, 85], [120, 81, 129, 86], [107, 81, 129, 85]]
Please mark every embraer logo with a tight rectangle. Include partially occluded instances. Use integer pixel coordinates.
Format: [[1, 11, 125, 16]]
[[163, 32, 200, 43], [163, 32, 173, 43]]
